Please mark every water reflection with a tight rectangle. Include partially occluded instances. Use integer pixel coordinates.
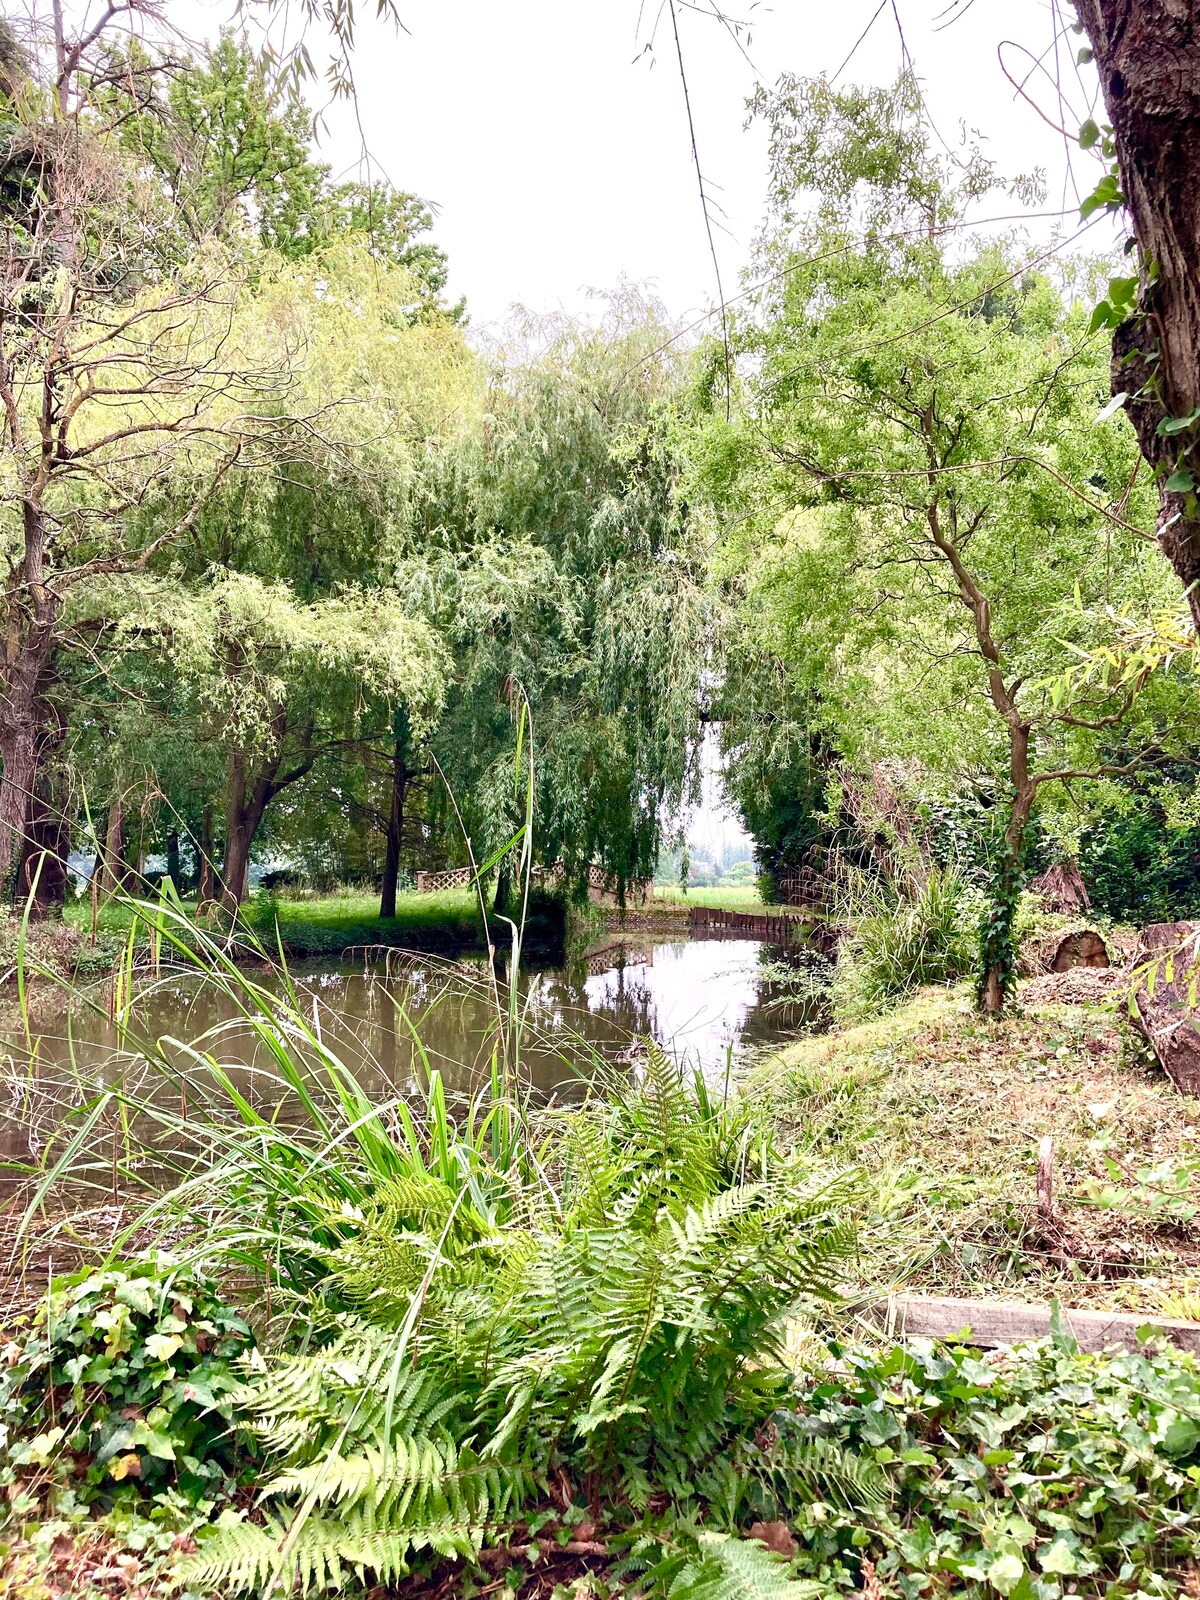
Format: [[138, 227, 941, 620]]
[[0, 936, 826, 1182]]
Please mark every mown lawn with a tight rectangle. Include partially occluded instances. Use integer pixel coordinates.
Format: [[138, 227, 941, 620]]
[[61, 886, 489, 957], [242, 886, 486, 955], [749, 980, 1200, 1314]]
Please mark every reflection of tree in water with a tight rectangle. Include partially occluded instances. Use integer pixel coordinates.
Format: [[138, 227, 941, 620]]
[[543, 955, 662, 1053], [737, 943, 833, 1049]]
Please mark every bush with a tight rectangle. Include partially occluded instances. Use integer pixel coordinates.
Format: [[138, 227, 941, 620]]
[[66, 975, 859, 1598], [0, 1256, 255, 1504], [833, 866, 977, 1017]]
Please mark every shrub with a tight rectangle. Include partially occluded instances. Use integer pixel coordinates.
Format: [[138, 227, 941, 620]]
[[149, 1047, 861, 1596], [0, 1256, 255, 1504], [833, 866, 977, 1017]]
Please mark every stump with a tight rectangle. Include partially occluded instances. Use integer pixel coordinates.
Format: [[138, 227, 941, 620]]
[[1048, 929, 1109, 971], [1028, 861, 1091, 915], [1022, 926, 1110, 976], [1132, 921, 1200, 1097]]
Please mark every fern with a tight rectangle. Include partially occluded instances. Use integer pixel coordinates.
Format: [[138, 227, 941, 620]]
[[680, 1533, 824, 1600], [179, 1055, 866, 1596]]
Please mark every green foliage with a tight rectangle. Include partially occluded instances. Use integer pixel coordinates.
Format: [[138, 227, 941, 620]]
[[786, 1334, 1200, 1598], [406, 293, 709, 901], [833, 866, 977, 1018], [976, 834, 1025, 1011], [0, 1257, 254, 1503], [1079, 782, 1200, 923], [54, 949, 859, 1595], [697, 71, 1196, 974]]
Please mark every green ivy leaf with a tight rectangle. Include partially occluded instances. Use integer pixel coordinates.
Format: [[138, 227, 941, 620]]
[[1079, 119, 1100, 149], [1038, 1535, 1086, 1575], [1165, 470, 1195, 493], [987, 1550, 1026, 1594]]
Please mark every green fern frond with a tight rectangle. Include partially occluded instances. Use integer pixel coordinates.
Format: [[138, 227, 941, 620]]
[[661, 1533, 821, 1600]]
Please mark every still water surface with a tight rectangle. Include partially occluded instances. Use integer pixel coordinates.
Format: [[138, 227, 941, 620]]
[[0, 935, 822, 1176]]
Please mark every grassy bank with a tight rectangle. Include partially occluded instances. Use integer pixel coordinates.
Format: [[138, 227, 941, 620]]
[[6, 937, 1200, 1598], [749, 979, 1200, 1313], [56, 886, 492, 961], [241, 886, 488, 956], [651, 884, 769, 909]]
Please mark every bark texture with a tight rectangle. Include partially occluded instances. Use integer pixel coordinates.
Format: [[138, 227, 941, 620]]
[[1074, 0, 1200, 619], [1133, 920, 1200, 1095], [220, 727, 314, 908]]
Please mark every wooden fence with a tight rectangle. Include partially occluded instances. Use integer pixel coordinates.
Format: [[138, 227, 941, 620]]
[[415, 867, 473, 893], [687, 905, 805, 944]]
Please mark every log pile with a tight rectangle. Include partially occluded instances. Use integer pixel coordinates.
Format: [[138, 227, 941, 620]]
[[1131, 921, 1200, 1097]]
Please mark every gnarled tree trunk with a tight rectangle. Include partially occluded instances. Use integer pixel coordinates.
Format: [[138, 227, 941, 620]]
[[1073, 0, 1200, 621], [220, 728, 315, 910], [0, 517, 59, 895]]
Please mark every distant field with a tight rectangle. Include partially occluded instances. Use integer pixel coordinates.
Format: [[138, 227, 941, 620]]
[[650, 885, 767, 910]]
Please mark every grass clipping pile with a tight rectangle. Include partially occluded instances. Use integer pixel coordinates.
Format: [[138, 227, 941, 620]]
[[753, 980, 1200, 1315]]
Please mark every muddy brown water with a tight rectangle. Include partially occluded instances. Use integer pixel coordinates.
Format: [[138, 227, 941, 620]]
[[0, 934, 825, 1193]]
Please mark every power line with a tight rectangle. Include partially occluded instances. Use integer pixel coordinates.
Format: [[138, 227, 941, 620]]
[[667, 0, 733, 421]]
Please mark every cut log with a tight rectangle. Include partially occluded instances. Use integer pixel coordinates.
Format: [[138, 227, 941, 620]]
[[1132, 921, 1200, 1097], [1028, 861, 1091, 915], [869, 1293, 1200, 1354], [1022, 926, 1109, 976]]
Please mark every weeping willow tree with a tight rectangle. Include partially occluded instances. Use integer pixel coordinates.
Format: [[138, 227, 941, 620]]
[[397, 293, 711, 904], [67, 240, 477, 906]]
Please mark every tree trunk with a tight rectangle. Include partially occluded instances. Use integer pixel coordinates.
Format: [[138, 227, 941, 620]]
[[165, 829, 182, 895], [980, 731, 1036, 1015], [493, 862, 513, 922], [379, 744, 409, 920], [1073, 0, 1200, 621], [10, 668, 69, 920], [100, 797, 125, 895], [196, 807, 217, 907], [221, 750, 267, 911], [0, 502, 62, 894], [219, 737, 314, 910], [18, 783, 70, 920]]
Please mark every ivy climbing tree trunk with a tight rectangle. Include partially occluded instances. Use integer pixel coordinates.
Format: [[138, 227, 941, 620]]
[[1073, 0, 1200, 622]]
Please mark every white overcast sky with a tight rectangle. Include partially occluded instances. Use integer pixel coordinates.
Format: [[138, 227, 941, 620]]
[[296, 0, 1106, 333]]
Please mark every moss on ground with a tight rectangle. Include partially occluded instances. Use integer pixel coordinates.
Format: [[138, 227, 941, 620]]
[[749, 981, 1200, 1313]]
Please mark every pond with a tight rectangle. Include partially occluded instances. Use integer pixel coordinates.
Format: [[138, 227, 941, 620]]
[[0, 933, 826, 1182]]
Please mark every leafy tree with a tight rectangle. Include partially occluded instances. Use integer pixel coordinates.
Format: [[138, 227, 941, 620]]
[[398, 296, 710, 904], [110, 32, 462, 318], [699, 78, 1179, 1006], [0, 6, 303, 911]]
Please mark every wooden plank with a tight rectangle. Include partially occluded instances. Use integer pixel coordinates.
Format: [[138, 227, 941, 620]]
[[869, 1293, 1200, 1354]]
